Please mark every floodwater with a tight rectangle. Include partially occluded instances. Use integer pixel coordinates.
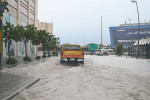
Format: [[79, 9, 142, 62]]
[[4, 55, 150, 100]]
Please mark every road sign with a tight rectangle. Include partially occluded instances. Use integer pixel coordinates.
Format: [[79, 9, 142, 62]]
[[88, 44, 98, 51], [0, 2, 8, 15]]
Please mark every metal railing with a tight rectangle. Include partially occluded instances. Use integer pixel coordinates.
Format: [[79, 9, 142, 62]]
[[128, 44, 150, 58]]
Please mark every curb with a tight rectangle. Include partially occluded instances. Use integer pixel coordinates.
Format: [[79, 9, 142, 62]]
[[3, 58, 49, 69], [2, 78, 40, 100], [17, 58, 49, 68]]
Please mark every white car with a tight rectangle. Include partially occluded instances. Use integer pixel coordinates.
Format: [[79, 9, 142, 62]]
[[99, 47, 113, 53], [96, 47, 113, 56], [96, 49, 109, 56], [95, 50, 102, 55], [100, 47, 113, 52]]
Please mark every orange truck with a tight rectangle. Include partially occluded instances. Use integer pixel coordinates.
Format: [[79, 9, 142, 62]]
[[60, 44, 84, 64]]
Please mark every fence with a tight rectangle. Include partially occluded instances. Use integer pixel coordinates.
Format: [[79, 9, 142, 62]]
[[128, 44, 150, 58]]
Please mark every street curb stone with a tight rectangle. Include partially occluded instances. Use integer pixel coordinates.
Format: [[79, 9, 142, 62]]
[[4, 58, 49, 69], [2, 78, 40, 100], [1, 58, 49, 100]]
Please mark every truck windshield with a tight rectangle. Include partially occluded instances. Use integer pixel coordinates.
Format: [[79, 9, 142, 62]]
[[64, 45, 81, 51]]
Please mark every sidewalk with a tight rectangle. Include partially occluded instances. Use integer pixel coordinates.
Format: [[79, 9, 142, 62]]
[[0, 72, 40, 100], [0, 56, 44, 100], [2, 56, 37, 68]]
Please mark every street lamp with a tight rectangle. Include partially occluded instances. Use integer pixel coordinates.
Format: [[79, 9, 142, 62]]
[[128, 18, 133, 45], [131, 0, 140, 58], [0, 2, 8, 69], [101, 16, 103, 47]]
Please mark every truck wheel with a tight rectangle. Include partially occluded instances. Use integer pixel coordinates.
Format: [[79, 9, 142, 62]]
[[81, 61, 84, 67], [60, 60, 64, 64], [81, 61, 84, 64]]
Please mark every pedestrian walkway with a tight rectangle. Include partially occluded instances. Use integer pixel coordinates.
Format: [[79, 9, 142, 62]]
[[0, 72, 40, 100], [0, 56, 44, 100], [2, 55, 50, 69], [2, 56, 36, 68]]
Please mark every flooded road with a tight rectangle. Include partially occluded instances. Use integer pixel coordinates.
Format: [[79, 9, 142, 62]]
[[4, 55, 150, 100]]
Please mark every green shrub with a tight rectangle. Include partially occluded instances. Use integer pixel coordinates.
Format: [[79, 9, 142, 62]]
[[35, 56, 41, 59], [55, 52, 58, 56], [23, 56, 32, 61], [53, 51, 58, 56], [42, 55, 46, 58], [6, 57, 17, 64], [47, 55, 51, 57], [44, 52, 48, 55], [116, 43, 123, 56], [117, 54, 121, 56]]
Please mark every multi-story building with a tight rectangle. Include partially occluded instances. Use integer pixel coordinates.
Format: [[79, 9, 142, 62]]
[[1, 0, 38, 57], [109, 22, 150, 49], [38, 20, 53, 34]]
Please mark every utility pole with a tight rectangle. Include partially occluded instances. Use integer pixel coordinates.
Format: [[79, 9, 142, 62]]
[[128, 18, 133, 45], [0, 17, 2, 69], [131, 0, 140, 58], [0, 2, 8, 69], [101, 16, 103, 46]]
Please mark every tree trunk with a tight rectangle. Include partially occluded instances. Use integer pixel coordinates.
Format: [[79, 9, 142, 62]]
[[36, 45, 37, 57], [25, 41, 27, 57], [48, 49, 50, 56], [16, 42, 19, 57], [8, 39, 11, 59], [43, 46, 45, 56]]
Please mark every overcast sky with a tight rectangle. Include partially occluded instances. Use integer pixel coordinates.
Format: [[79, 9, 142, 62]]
[[38, 0, 150, 45]]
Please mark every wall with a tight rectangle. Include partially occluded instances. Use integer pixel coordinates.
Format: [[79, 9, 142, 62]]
[[38, 21, 53, 34]]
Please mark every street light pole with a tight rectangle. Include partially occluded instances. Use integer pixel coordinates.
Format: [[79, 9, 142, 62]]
[[0, 17, 2, 70], [101, 16, 102, 46], [131, 0, 140, 58], [0, 2, 8, 69], [128, 18, 133, 45]]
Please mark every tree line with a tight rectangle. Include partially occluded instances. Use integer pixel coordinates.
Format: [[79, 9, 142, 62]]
[[3, 22, 60, 63]]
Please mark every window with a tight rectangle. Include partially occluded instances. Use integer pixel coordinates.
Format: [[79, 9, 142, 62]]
[[64, 45, 81, 51]]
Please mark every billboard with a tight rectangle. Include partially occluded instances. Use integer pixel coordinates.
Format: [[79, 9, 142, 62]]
[[88, 44, 98, 51], [110, 24, 150, 48]]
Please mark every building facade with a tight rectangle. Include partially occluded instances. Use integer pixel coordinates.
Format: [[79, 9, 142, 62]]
[[38, 21, 53, 34], [109, 23, 150, 49], [1, 0, 38, 57]]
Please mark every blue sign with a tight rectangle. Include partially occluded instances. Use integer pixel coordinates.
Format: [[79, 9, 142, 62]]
[[0, 2, 8, 15], [109, 24, 150, 48]]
